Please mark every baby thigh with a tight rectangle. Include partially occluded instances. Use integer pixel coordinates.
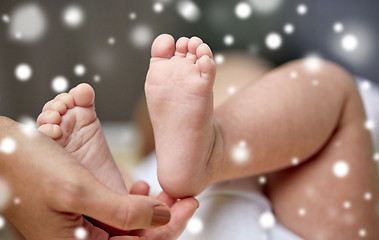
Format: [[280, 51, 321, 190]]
[[267, 74, 379, 239]]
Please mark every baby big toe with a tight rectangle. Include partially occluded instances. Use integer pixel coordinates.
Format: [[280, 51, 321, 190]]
[[151, 34, 176, 60]]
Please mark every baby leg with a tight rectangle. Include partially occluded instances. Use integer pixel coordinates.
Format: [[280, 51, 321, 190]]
[[214, 60, 379, 239]]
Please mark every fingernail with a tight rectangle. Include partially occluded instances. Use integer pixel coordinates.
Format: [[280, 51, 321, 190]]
[[151, 205, 171, 227]]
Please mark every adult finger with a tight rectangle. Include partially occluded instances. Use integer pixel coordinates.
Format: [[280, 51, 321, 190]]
[[130, 181, 150, 196], [52, 171, 171, 231]]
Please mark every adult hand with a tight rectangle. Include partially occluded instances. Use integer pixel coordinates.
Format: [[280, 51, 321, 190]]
[[111, 181, 199, 240], [0, 117, 171, 239]]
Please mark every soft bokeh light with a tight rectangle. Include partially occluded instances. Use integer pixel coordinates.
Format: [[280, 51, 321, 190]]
[[63, 5, 85, 29], [129, 24, 154, 49], [153, 2, 165, 13], [231, 140, 250, 163], [298, 208, 306, 216], [13, 197, 21, 205], [51, 76, 69, 93], [9, 3, 47, 43], [235, 2, 253, 19], [333, 161, 349, 178], [341, 34, 358, 52], [250, 0, 283, 14], [223, 34, 235, 46], [0, 215, 5, 229], [186, 217, 203, 234], [15, 63, 32, 81], [214, 53, 225, 65], [258, 176, 266, 184], [259, 212, 276, 229], [343, 201, 351, 209], [358, 229, 367, 238], [333, 22, 344, 33], [364, 192, 372, 201], [2, 14, 10, 23], [74, 64, 86, 76], [108, 36, 116, 45], [291, 157, 299, 166], [365, 119, 375, 130], [283, 23, 295, 34], [176, 0, 201, 22], [304, 54, 322, 72], [265, 32, 282, 50], [0, 137, 16, 154], [297, 4, 308, 15], [74, 227, 87, 239], [228, 86, 236, 95]]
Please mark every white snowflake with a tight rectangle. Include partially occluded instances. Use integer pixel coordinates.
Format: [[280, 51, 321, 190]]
[[358, 228, 367, 238], [291, 157, 299, 166], [0, 215, 5, 229], [186, 217, 203, 234], [290, 71, 298, 79], [343, 201, 351, 209], [228, 86, 236, 95], [259, 212, 276, 229], [153, 2, 165, 13], [51, 76, 69, 93], [9, 3, 47, 43], [333, 22, 344, 33], [364, 192, 372, 201], [74, 64, 86, 76], [223, 34, 235, 46], [341, 34, 358, 52], [108, 37, 116, 45], [360, 80, 371, 91], [231, 140, 250, 163], [130, 24, 154, 49], [297, 4, 308, 15], [177, 0, 201, 22], [63, 5, 84, 28], [0, 137, 16, 154], [374, 152, 379, 162], [235, 2, 253, 19], [2, 14, 10, 23], [129, 12, 137, 20], [283, 23, 295, 34], [298, 208, 306, 216], [265, 32, 282, 50], [333, 161, 349, 178], [258, 176, 266, 184], [214, 54, 225, 65], [15, 63, 32, 81], [365, 120, 375, 130], [74, 227, 88, 239]]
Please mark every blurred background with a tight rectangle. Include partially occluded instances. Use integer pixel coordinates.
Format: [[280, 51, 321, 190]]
[[0, 0, 378, 122], [0, 0, 378, 238]]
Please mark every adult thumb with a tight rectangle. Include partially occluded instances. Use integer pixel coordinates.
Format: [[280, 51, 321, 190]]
[[60, 172, 171, 231]]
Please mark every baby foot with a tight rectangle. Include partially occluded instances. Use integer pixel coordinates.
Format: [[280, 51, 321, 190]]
[[146, 34, 217, 198], [37, 83, 127, 195]]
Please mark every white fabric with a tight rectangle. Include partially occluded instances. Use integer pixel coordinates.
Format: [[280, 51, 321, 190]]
[[131, 79, 379, 240]]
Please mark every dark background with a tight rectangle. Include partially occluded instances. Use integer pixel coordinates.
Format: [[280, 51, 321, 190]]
[[0, 0, 378, 121]]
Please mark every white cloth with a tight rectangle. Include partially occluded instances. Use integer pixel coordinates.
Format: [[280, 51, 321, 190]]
[[131, 79, 379, 240]]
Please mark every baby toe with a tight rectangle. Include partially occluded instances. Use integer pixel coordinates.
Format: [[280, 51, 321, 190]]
[[197, 55, 216, 82], [151, 34, 175, 60], [196, 43, 213, 59], [175, 37, 189, 57], [69, 83, 95, 108], [42, 99, 67, 115], [55, 93, 74, 109], [37, 110, 62, 127], [38, 124, 62, 140], [187, 37, 203, 62]]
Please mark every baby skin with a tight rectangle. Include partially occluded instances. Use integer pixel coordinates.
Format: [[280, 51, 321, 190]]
[[146, 34, 379, 239], [37, 84, 127, 195]]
